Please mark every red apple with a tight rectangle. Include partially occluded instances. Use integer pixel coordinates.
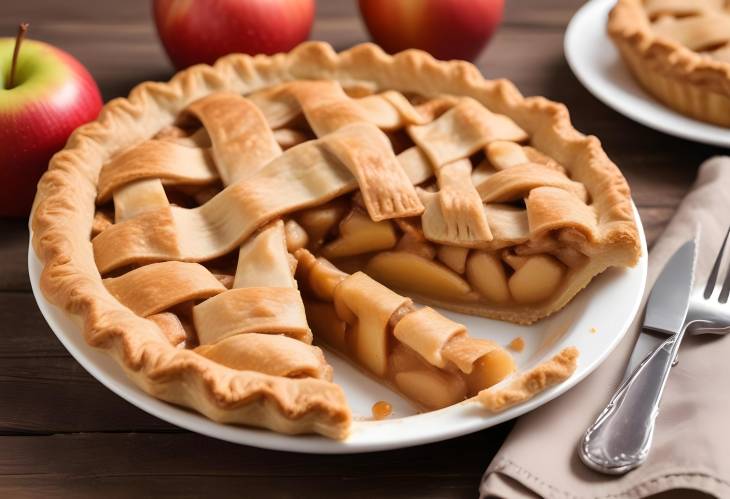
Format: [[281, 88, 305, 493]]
[[0, 25, 103, 217], [359, 0, 504, 61], [153, 0, 316, 69]]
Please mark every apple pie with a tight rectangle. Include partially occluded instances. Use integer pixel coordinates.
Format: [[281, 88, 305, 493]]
[[609, 0, 730, 127], [31, 43, 640, 439]]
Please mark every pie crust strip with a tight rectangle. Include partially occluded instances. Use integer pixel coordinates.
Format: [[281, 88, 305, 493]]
[[97, 140, 217, 202], [478, 346, 579, 412], [193, 220, 312, 347], [195, 333, 332, 379], [192, 287, 311, 345], [526, 186, 599, 242], [252, 81, 427, 220], [103, 261, 226, 317], [419, 159, 493, 247], [475, 164, 588, 204], [408, 98, 528, 167], [112, 179, 170, 223], [93, 138, 357, 273], [187, 92, 283, 185]]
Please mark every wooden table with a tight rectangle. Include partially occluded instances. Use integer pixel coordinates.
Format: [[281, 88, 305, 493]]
[[1, 1, 722, 497]]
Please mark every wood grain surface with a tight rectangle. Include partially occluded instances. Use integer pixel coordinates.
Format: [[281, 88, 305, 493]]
[[0, 0, 720, 497]]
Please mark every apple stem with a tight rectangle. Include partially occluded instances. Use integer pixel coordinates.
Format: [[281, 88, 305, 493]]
[[7, 23, 29, 90]]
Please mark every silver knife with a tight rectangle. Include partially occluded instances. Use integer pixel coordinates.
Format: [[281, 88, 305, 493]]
[[579, 239, 697, 475]]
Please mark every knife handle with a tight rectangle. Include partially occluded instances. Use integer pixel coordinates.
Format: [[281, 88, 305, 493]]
[[578, 331, 681, 474]]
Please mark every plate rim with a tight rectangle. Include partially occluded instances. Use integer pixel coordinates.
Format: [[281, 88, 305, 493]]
[[28, 208, 648, 454], [564, 0, 730, 148]]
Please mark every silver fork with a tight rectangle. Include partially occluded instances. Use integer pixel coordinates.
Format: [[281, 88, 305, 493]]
[[685, 226, 730, 336]]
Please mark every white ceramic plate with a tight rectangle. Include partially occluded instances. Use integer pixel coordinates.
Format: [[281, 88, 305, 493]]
[[29, 209, 647, 454], [565, 0, 730, 147]]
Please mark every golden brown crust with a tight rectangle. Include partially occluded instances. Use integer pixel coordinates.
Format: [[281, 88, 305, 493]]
[[608, 0, 730, 126], [103, 261, 226, 317], [96, 140, 217, 203], [478, 346, 579, 412], [30, 42, 639, 438]]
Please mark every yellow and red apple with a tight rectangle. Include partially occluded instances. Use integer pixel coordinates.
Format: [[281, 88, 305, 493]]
[[0, 32, 102, 217], [359, 0, 504, 61], [153, 0, 316, 69]]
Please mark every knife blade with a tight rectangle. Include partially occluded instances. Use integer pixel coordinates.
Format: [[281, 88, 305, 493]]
[[624, 239, 697, 377]]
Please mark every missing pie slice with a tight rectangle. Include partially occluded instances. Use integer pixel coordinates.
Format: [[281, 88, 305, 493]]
[[295, 248, 515, 410], [31, 43, 640, 439]]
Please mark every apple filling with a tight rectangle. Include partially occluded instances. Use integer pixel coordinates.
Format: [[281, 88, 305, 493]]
[[295, 249, 515, 410], [284, 201, 587, 313]]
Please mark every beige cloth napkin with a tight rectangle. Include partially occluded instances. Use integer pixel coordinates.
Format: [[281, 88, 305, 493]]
[[481, 157, 730, 499]]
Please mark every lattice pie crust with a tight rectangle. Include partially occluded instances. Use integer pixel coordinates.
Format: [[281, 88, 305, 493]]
[[31, 43, 640, 439]]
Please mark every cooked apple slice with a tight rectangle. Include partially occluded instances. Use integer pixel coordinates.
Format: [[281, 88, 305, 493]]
[[437, 245, 469, 274], [295, 197, 349, 247], [393, 218, 437, 259], [389, 342, 427, 374], [394, 369, 467, 410], [465, 251, 511, 304], [508, 254, 565, 303], [479, 347, 578, 412], [302, 298, 347, 352], [441, 334, 516, 394], [321, 210, 397, 259], [466, 348, 517, 394], [396, 231, 437, 260], [365, 251, 472, 301], [294, 249, 347, 301]]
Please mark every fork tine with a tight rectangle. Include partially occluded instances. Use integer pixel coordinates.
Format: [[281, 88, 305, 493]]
[[704, 226, 730, 299], [720, 228, 730, 303]]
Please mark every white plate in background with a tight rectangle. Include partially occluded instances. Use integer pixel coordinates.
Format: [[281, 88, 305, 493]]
[[565, 0, 730, 148]]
